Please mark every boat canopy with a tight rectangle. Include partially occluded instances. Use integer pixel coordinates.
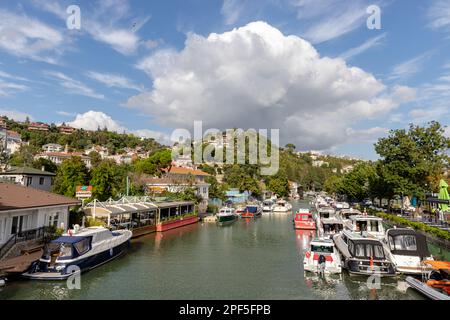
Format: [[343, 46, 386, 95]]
[[387, 229, 430, 257], [44, 236, 92, 260], [245, 206, 259, 213]]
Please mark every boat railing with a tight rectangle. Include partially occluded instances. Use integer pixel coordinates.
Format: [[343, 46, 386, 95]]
[[0, 227, 46, 260]]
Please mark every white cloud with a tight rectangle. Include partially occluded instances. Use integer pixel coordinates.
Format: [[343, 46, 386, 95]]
[[388, 51, 433, 81], [221, 0, 245, 25], [0, 108, 32, 122], [68, 110, 170, 144], [339, 33, 386, 60], [45, 71, 105, 99], [409, 106, 449, 123], [0, 79, 28, 96], [427, 0, 450, 32], [56, 110, 76, 117], [85, 71, 144, 92], [0, 9, 64, 64], [127, 21, 413, 151], [345, 126, 389, 143], [0, 70, 30, 82]]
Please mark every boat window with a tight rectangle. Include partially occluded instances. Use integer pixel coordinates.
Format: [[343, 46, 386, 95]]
[[59, 243, 72, 258], [246, 206, 258, 213], [366, 244, 373, 257], [355, 244, 365, 257], [392, 235, 417, 251], [311, 245, 333, 253], [348, 240, 354, 254], [369, 221, 381, 232], [301, 215, 310, 221], [74, 238, 90, 255], [373, 245, 384, 258]]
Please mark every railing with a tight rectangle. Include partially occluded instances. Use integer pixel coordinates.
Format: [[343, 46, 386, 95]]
[[0, 227, 46, 260]]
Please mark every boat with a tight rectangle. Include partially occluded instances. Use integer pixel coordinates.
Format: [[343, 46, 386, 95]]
[[23, 226, 132, 280], [303, 238, 342, 274], [343, 215, 385, 240], [294, 209, 316, 230], [241, 204, 262, 218], [216, 207, 238, 225], [406, 260, 450, 300], [316, 207, 336, 219], [337, 208, 361, 223], [319, 218, 344, 238], [235, 205, 246, 214], [333, 230, 396, 277], [384, 228, 433, 275], [262, 200, 274, 212], [272, 199, 290, 212]]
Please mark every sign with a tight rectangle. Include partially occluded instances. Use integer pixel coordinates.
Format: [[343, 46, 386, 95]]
[[76, 185, 92, 198]]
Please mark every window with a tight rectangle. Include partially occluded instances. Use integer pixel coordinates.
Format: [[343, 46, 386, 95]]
[[311, 245, 333, 253], [26, 176, 32, 186], [355, 244, 365, 257], [73, 238, 90, 255], [48, 213, 59, 227], [39, 177, 45, 185], [373, 245, 385, 258], [390, 235, 417, 251]]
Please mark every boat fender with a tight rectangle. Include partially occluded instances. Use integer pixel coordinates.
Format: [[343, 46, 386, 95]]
[[0, 278, 6, 287]]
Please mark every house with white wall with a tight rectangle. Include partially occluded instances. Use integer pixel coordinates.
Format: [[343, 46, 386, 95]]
[[0, 166, 55, 192]]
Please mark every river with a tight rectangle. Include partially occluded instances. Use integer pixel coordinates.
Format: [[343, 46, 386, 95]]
[[0, 200, 447, 300]]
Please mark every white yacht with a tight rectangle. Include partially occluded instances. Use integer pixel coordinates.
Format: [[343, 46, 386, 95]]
[[272, 199, 291, 212], [23, 226, 132, 280], [343, 215, 385, 240], [303, 238, 342, 274], [262, 200, 274, 212]]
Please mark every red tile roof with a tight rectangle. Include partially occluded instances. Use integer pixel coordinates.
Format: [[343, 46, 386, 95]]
[[164, 166, 210, 176], [0, 182, 80, 211]]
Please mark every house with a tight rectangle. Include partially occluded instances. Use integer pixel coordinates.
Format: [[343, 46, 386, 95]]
[[58, 124, 76, 135], [225, 188, 250, 204], [0, 182, 80, 246], [0, 117, 6, 128], [85, 145, 109, 159], [0, 166, 55, 192], [145, 166, 211, 212], [34, 151, 92, 169], [312, 160, 329, 167], [42, 143, 63, 153], [28, 122, 49, 132], [0, 130, 23, 155], [341, 165, 354, 174]]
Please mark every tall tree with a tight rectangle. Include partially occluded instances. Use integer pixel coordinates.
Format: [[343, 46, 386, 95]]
[[90, 160, 122, 201], [53, 157, 89, 197]]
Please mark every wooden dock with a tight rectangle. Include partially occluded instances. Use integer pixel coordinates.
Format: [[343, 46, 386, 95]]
[[0, 250, 42, 275]]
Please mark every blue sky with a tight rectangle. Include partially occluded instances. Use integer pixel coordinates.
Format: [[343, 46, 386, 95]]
[[0, 0, 449, 159]]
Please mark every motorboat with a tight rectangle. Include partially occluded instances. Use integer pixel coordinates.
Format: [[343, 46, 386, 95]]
[[337, 208, 361, 223], [406, 260, 450, 300], [262, 200, 274, 212], [316, 207, 336, 219], [294, 209, 316, 230], [319, 218, 344, 238], [384, 228, 433, 275], [272, 199, 290, 212], [303, 238, 342, 274], [333, 230, 396, 277], [235, 205, 246, 214], [216, 207, 238, 226], [241, 204, 262, 218], [343, 215, 385, 240], [23, 226, 132, 280]]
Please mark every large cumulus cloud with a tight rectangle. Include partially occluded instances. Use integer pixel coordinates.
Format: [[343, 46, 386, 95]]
[[126, 21, 414, 150]]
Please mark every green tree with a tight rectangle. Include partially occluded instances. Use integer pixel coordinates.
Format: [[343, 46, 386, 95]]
[[53, 157, 89, 197], [90, 160, 122, 201], [32, 158, 57, 173], [324, 175, 343, 196]]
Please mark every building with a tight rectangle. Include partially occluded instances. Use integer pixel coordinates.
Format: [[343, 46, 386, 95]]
[[225, 188, 250, 204], [0, 182, 80, 246], [42, 143, 63, 153], [34, 151, 92, 169], [0, 117, 6, 129], [341, 165, 354, 174], [145, 166, 210, 212], [0, 166, 55, 192], [85, 145, 109, 159], [0, 130, 22, 155], [312, 160, 329, 167], [28, 122, 49, 132], [58, 124, 76, 135]]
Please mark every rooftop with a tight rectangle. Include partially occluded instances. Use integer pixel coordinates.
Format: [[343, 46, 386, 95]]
[[163, 166, 210, 176], [0, 182, 80, 211], [0, 166, 55, 176]]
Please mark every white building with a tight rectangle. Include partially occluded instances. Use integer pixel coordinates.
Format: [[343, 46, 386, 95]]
[[0, 183, 80, 246], [85, 145, 109, 159], [34, 151, 92, 169], [42, 143, 63, 153], [0, 166, 55, 192], [0, 130, 23, 155]]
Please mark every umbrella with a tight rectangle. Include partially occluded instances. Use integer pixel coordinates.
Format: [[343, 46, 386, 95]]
[[438, 179, 449, 211]]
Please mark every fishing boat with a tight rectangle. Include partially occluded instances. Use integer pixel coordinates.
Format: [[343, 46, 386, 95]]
[[272, 199, 290, 212], [343, 215, 385, 240], [216, 207, 238, 225], [406, 260, 450, 300], [294, 210, 316, 230], [333, 230, 396, 277], [241, 204, 262, 218], [303, 238, 342, 274], [262, 200, 274, 212], [23, 226, 132, 280], [384, 228, 433, 275]]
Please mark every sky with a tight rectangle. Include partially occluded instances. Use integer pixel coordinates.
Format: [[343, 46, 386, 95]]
[[0, 0, 449, 160]]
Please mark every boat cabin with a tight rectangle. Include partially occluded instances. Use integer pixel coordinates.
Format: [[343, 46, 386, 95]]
[[342, 231, 387, 260], [218, 208, 235, 215], [386, 228, 430, 258], [345, 215, 385, 239], [339, 209, 361, 220], [43, 236, 92, 262], [321, 218, 344, 235], [317, 207, 335, 219], [295, 212, 313, 221], [309, 239, 335, 255]]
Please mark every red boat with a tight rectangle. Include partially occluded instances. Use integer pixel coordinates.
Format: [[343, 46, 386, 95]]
[[294, 211, 316, 230], [240, 205, 262, 218]]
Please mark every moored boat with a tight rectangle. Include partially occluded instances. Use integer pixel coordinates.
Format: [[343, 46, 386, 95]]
[[303, 238, 342, 274], [319, 218, 344, 238], [406, 260, 450, 300], [333, 230, 396, 277], [272, 199, 290, 213], [294, 210, 316, 230], [262, 200, 274, 212], [216, 207, 238, 225], [384, 228, 433, 275], [23, 226, 132, 280], [343, 215, 385, 240], [241, 204, 262, 218]]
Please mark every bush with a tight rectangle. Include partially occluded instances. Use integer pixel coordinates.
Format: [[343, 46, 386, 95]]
[[207, 204, 219, 214], [85, 217, 106, 227]]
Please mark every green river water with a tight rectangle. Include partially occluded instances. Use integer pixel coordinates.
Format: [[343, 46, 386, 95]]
[[0, 200, 448, 300]]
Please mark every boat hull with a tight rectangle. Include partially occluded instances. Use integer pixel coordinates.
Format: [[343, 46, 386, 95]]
[[156, 215, 199, 232], [22, 240, 130, 280], [406, 276, 450, 300], [217, 215, 238, 225], [294, 221, 316, 230]]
